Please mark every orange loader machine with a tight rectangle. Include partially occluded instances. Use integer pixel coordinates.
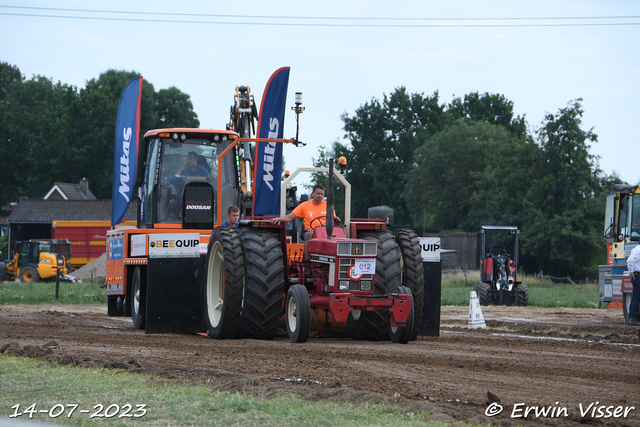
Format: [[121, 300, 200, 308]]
[[105, 84, 425, 343]]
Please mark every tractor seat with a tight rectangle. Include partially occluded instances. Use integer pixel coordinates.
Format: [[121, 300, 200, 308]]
[[489, 244, 507, 257]]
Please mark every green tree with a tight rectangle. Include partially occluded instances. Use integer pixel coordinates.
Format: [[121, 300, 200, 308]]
[[447, 92, 527, 139], [0, 62, 22, 103], [519, 99, 613, 278], [0, 73, 78, 203], [0, 65, 200, 203], [406, 120, 524, 231], [0, 63, 26, 206], [337, 87, 445, 225], [154, 86, 200, 128]]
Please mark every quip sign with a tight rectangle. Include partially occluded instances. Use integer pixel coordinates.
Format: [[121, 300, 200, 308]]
[[419, 237, 441, 262]]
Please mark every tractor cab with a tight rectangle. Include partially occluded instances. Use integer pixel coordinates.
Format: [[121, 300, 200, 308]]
[[600, 184, 640, 322], [138, 129, 242, 229]]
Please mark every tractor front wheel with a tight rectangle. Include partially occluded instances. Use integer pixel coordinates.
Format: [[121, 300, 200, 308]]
[[19, 265, 39, 283], [131, 267, 146, 329], [474, 282, 490, 305], [204, 227, 245, 339], [389, 285, 414, 344], [285, 284, 311, 343], [515, 283, 529, 306]]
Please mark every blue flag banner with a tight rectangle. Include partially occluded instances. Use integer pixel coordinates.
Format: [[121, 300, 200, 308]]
[[111, 76, 143, 227], [253, 67, 290, 216]]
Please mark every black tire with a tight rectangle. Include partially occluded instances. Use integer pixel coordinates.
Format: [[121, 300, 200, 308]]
[[204, 227, 245, 339], [285, 284, 311, 343], [19, 265, 39, 283], [238, 228, 285, 340], [131, 267, 146, 329], [389, 285, 414, 344], [474, 282, 490, 305], [622, 292, 638, 323], [107, 297, 124, 317], [349, 230, 402, 341], [123, 294, 131, 317], [515, 283, 529, 306], [394, 229, 424, 341]]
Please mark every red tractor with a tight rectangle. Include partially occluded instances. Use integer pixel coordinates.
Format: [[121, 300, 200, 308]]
[[474, 226, 529, 306], [105, 86, 425, 344]]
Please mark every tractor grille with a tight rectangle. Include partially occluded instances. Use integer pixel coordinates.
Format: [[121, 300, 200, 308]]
[[338, 258, 374, 291]]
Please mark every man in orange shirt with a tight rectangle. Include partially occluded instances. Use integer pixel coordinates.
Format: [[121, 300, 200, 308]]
[[270, 184, 340, 259]]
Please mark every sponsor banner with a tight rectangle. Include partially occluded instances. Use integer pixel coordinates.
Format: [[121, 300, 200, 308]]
[[419, 237, 441, 262], [148, 233, 201, 258], [253, 67, 290, 216], [130, 234, 147, 257], [108, 238, 124, 261], [111, 76, 143, 227]]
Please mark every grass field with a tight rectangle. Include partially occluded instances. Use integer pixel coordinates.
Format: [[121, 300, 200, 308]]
[[1, 273, 601, 309], [0, 280, 107, 305], [440, 270, 601, 308], [0, 355, 460, 427]]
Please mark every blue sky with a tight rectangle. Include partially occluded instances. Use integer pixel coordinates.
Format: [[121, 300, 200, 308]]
[[2, 1, 639, 189]]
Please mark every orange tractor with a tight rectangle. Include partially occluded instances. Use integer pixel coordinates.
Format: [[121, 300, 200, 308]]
[[105, 86, 425, 343]]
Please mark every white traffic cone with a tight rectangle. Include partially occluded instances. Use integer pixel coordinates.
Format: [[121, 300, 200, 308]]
[[468, 291, 486, 328]]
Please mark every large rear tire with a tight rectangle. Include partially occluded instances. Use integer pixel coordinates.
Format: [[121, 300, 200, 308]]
[[285, 284, 311, 343], [349, 230, 402, 341], [131, 267, 146, 329], [204, 227, 245, 339], [394, 229, 424, 341], [389, 285, 414, 344], [19, 265, 39, 283], [238, 228, 285, 340]]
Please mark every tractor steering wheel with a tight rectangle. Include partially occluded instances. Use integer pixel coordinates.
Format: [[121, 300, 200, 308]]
[[309, 215, 340, 230]]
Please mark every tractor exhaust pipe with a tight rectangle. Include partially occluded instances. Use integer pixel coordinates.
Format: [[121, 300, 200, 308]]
[[326, 158, 335, 239]]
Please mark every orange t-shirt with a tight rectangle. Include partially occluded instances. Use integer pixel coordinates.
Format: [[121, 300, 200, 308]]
[[292, 200, 335, 230]]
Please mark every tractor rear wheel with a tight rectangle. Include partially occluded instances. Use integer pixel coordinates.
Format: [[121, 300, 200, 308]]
[[238, 228, 285, 340], [394, 229, 424, 341], [19, 265, 39, 283], [474, 282, 490, 305], [350, 230, 402, 341], [131, 267, 146, 329], [204, 227, 245, 339], [389, 285, 414, 344], [285, 284, 311, 343], [515, 283, 529, 306]]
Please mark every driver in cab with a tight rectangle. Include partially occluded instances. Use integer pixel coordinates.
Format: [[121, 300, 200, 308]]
[[180, 151, 209, 178], [270, 184, 340, 260]]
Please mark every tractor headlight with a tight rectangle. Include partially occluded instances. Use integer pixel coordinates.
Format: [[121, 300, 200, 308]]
[[360, 280, 372, 291], [339, 280, 350, 290]]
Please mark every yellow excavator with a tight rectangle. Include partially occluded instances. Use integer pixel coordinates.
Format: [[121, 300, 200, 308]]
[[1, 241, 68, 282]]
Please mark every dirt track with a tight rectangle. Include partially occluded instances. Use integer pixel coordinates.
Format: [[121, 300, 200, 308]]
[[1, 304, 639, 426]]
